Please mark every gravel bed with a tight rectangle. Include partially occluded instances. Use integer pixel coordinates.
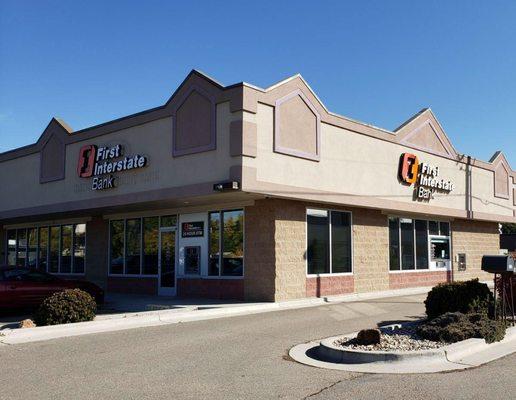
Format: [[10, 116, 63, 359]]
[[334, 324, 448, 352]]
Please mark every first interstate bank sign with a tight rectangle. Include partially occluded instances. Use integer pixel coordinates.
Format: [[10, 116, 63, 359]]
[[77, 144, 148, 191]]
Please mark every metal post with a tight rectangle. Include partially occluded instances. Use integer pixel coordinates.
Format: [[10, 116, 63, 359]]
[[494, 273, 497, 320]]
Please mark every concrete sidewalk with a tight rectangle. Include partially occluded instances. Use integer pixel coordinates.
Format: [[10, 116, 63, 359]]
[[0, 285, 436, 345]]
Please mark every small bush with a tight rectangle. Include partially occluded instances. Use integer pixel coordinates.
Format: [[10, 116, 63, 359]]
[[33, 289, 97, 326], [424, 279, 492, 319], [417, 312, 506, 344]]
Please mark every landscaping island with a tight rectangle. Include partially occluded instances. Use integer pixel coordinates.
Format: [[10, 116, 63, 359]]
[[290, 279, 515, 373]]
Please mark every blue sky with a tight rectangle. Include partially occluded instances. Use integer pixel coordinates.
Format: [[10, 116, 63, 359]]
[[0, 0, 514, 165]]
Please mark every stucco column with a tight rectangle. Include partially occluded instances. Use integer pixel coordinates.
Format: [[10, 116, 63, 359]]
[[85, 216, 109, 289], [244, 200, 277, 301], [352, 208, 390, 293], [244, 199, 306, 302]]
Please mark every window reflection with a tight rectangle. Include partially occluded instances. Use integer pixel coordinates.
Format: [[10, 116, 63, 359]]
[[7, 230, 16, 266], [400, 219, 415, 270], [143, 217, 159, 275], [60, 225, 73, 273], [110, 220, 124, 274], [49, 227, 60, 273], [38, 227, 49, 271], [27, 228, 38, 268], [208, 212, 221, 276], [125, 219, 141, 275], [73, 224, 86, 274], [16, 229, 27, 267], [222, 210, 244, 276], [307, 210, 329, 274]]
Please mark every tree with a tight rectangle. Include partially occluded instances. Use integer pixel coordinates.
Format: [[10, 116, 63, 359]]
[[501, 223, 516, 234]]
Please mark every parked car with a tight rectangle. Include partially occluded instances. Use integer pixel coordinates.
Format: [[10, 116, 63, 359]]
[[0, 266, 104, 311]]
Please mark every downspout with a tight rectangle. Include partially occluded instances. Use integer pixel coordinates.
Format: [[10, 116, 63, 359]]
[[466, 155, 473, 219], [453, 155, 473, 283]]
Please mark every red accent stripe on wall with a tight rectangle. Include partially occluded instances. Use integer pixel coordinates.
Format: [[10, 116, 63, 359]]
[[306, 275, 354, 297], [107, 277, 158, 295], [389, 270, 451, 290], [177, 278, 244, 300]]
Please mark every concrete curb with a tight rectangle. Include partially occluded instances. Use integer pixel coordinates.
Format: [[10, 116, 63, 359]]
[[319, 334, 445, 364], [0, 285, 436, 345], [289, 326, 516, 374], [1, 283, 493, 345]]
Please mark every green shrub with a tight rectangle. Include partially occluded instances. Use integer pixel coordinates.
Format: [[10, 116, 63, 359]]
[[424, 279, 492, 319], [33, 289, 97, 326], [417, 312, 506, 344]]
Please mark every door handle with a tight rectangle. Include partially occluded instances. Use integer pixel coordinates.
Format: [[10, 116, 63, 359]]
[[9, 286, 17, 290]]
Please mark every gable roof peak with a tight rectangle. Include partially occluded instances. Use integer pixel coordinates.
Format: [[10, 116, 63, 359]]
[[52, 117, 73, 133]]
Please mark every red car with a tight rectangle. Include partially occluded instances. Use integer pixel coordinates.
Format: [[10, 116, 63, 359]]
[[0, 266, 104, 311]]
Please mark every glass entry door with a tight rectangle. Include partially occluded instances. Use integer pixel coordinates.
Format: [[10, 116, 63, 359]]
[[158, 228, 176, 296]]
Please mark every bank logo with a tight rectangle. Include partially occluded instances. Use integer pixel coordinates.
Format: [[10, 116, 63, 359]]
[[399, 153, 419, 184], [77, 145, 97, 178]]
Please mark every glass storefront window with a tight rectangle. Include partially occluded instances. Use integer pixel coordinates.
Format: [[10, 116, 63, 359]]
[[221, 210, 244, 276], [109, 215, 178, 277], [27, 228, 38, 268], [389, 218, 450, 271], [60, 225, 73, 273], [7, 230, 16, 266], [429, 221, 439, 235], [4, 224, 86, 274], [439, 222, 450, 236], [142, 217, 159, 275], [73, 224, 86, 274], [400, 219, 415, 270], [415, 220, 429, 269], [307, 209, 352, 275], [331, 211, 352, 273], [388, 217, 400, 270], [125, 219, 141, 275], [208, 212, 221, 276], [209, 210, 244, 277], [38, 227, 49, 271], [110, 220, 124, 274], [307, 209, 330, 274], [16, 229, 27, 267], [49, 226, 60, 273], [160, 215, 177, 228]]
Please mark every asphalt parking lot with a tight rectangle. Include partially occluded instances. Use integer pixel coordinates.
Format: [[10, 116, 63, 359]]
[[1, 293, 514, 400]]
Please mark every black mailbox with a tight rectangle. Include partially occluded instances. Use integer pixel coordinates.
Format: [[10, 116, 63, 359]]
[[481, 255, 515, 274]]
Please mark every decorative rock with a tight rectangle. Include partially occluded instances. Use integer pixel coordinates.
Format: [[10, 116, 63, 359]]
[[335, 324, 446, 351], [356, 329, 381, 345], [19, 319, 36, 329]]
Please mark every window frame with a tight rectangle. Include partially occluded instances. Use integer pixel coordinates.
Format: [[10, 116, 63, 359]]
[[3, 224, 86, 275], [108, 215, 177, 278], [207, 209, 245, 280], [305, 208, 354, 277], [388, 216, 451, 273]]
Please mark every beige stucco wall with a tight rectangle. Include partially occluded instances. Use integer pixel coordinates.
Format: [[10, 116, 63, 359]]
[[242, 103, 514, 221], [0, 102, 240, 213], [244, 199, 306, 301], [451, 220, 500, 282], [352, 208, 390, 293]]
